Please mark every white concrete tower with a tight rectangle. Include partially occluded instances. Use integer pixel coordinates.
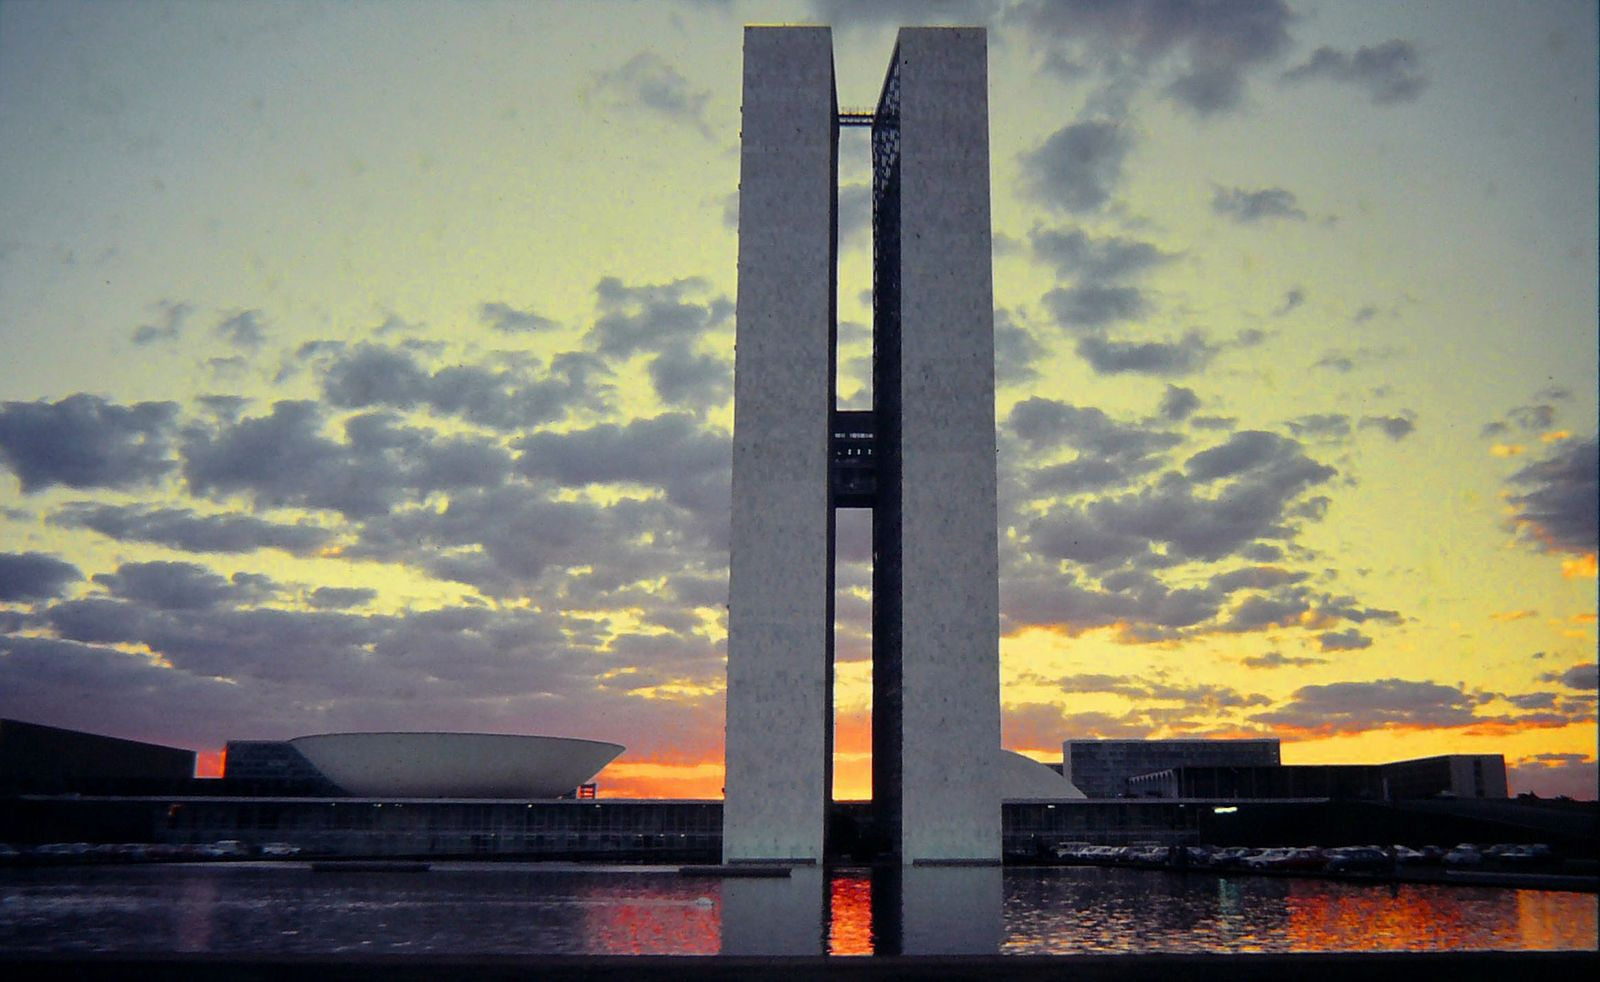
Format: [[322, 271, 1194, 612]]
[[722, 26, 837, 865], [871, 27, 1001, 864]]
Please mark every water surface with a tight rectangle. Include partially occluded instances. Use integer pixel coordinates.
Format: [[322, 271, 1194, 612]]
[[0, 862, 1591, 956]]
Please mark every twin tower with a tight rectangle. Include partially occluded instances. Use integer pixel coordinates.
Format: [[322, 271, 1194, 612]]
[[724, 27, 1001, 865]]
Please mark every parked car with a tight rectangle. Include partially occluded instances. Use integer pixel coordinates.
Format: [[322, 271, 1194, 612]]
[[1324, 847, 1391, 873], [258, 842, 301, 857], [1443, 844, 1483, 866]]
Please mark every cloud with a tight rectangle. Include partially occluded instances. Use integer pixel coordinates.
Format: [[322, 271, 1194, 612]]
[[1282, 39, 1428, 104], [305, 586, 376, 610], [1275, 288, 1305, 315], [1250, 678, 1479, 735], [838, 183, 872, 250], [594, 52, 714, 137], [1504, 437, 1598, 557], [1158, 385, 1200, 421], [1540, 662, 1599, 691], [49, 503, 333, 556], [1044, 284, 1146, 329], [92, 560, 278, 611], [1013, 0, 1295, 115], [1360, 412, 1416, 441], [479, 302, 556, 334], [0, 394, 179, 492], [1317, 628, 1372, 651], [215, 310, 267, 349], [1030, 227, 1176, 280], [1023, 429, 1337, 574], [647, 343, 733, 411], [0, 552, 82, 601], [1507, 753, 1597, 800], [182, 401, 514, 519], [1019, 120, 1132, 213], [317, 341, 612, 430], [1481, 401, 1561, 439], [994, 309, 1046, 386], [1008, 397, 1181, 460], [1241, 650, 1328, 669], [1212, 185, 1306, 223], [1076, 330, 1217, 376], [809, 0, 1002, 30], [131, 300, 191, 346], [514, 413, 729, 512], [1286, 414, 1351, 441], [589, 276, 732, 358]]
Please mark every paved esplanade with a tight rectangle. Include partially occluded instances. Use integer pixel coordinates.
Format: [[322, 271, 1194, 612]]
[[724, 26, 1001, 865]]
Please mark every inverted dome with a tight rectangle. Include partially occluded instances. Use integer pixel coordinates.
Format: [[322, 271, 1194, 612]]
[[289, 732, 624, 799]]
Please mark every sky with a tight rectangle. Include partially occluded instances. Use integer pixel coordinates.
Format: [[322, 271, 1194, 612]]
[[0, 0, 1594, 800]]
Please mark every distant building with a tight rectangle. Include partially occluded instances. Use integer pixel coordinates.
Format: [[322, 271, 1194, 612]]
[[1383, 754, 1507, 800], [1125, 754, 1509, 801], [1063, 739, 1281, 798], [0, 718, 195, 794]]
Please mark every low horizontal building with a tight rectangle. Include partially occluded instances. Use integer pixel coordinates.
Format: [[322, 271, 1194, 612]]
[[1063, 739, 1281, 799], [1, 718, 195, 795], [1128, 754, 1508, 802]]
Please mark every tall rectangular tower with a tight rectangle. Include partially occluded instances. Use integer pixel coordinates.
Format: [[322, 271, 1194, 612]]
[[725, 25, 998, 866], [723, 26, 838, 865], [871, 28, 1001, 863]]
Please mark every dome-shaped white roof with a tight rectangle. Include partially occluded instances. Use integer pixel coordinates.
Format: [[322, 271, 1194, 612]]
[[289, 732, 624, 798]]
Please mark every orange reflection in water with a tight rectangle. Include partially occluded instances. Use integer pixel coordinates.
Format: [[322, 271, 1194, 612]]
[[828, 871, 874, 955], [1516, 889, 1599, 950], [1284, 881, 1599, 951], [579, 881, 721, 955]]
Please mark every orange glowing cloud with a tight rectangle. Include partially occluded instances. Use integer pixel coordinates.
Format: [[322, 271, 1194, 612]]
[[1561, 554, 1597, 579]]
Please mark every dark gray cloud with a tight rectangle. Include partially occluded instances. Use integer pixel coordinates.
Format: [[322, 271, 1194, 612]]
[[1360, 413, 1416, 441], [305, 586, 376, 610], [317, 341, 612, 430], [589, 276, 732, 358], [1282, 39, 1428, 104], [1241, 650, 1328, 669], [1030, 227, 1176, 280], [49, 502, 333, 556], [809, 0, 1001, 30], [1504, 437, 1598, 557], [1158, 385, 1200, 421], [994, 309, 1046, 386], [1044, 285, 1146, 329], [1286, 414, 1351, 441], [515, 413, 729, 512], [131, 300, 191, 346], [1013, 0, 1295, 115], [480, 302, 556, 334], [92, 560, 278, 612], [0, 394, 179, 492], [1019, 120, 1132, 213], [1009, 398, 1178, 456], [182, 401, 515, 519], [1212, 185, 1306, 223], [1540, 662, 1599, 691], [1024, 430, 1336, 572], [216, 310, 267, 349], [1076, 330, 1215, 376], [594, 52, 713, 137], [1480, 401, 1560, 438], [1275, 288, 1305, 315], [648, 344, 733, 411], [1317, 628, 1372, 651], [0, 552, 82, 601], [1250, 678, 1479, 734]]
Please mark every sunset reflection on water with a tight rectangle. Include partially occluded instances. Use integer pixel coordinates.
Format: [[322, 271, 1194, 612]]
[[827, 870, 874, 955], [0, 863, 1592, 956]]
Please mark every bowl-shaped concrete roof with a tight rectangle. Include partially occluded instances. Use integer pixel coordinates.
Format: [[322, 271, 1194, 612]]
[[289, 732, 624, 798]]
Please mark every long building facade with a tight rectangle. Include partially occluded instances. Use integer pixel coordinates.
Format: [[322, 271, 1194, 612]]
[[724, 26, 1000, 865]]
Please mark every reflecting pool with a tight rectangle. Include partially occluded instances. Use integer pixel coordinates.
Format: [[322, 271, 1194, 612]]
[[0, 863, 1592, 955]]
